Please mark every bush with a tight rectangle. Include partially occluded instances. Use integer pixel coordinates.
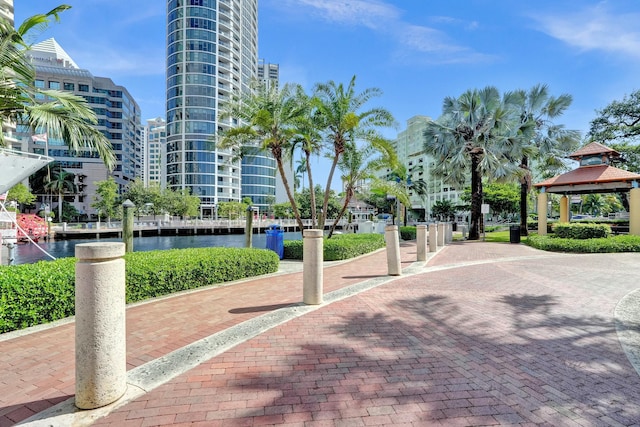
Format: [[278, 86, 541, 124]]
[[399, 226, 416, 240], [552, 222, 610, 239], [526, 234, 640, 253], [283, 233, 386, 261], [0, 247, 279, 334]]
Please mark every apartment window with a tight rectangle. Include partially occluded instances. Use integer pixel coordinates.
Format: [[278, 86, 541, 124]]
[[79, 84, 89, 92], [35, 80, 45, 88], [49, 81, 60, 89], [63, 82, 75, 91]]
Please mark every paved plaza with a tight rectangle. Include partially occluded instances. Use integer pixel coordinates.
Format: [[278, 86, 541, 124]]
[[2, 241, 640, 426]]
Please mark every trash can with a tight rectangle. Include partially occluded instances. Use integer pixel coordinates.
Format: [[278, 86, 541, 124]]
[[265, 224, 284, 259], [452, 222, 457, 231], [509, 225, 520, 243]]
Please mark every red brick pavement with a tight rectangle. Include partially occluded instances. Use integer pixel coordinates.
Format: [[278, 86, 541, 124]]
[[92, 242, 640, 426], [0, 243, 417, 426]]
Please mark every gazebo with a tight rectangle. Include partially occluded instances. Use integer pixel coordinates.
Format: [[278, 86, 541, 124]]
[[533, 142, 640, 235]]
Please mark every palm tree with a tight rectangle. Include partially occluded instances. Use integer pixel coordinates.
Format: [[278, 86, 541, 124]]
[[313, 75, 396, 229], [514, 84, 581, 235], [328, 137, 397, 237], [0, 6, 115, 168], [295, 157, 307, 191], [219, 81, 308, 231], [424, 86, 524, 240], [45, 168, 77, 221]]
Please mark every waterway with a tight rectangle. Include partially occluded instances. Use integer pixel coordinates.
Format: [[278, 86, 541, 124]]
[[10, 232, 302, 265]]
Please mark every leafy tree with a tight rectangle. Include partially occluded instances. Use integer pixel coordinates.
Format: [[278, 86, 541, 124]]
[[296, 185, 340, 220], [219, 82, 307, 231], [92, 177, 120, 223], [61, 200, 80, 222], [514, 84, 580, 235], [217, 201, 248, 220], [589, 89, 640, 144], [582, 194, 607, 217], [328, 137, 397, 237], [163, 188, 200, 219], [481, 182, 519, 218], [45, 168, 76, 222], [431, 200, 456, 221], [313, 75, 396, 229], [6, 183, 36, 210], [0, 6, 115, 168], [272, 202, 293, 219], [424, 86, 523, 240]]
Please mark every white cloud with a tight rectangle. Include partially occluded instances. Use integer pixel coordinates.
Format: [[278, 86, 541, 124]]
[[278, 0, 490, 65], [531, 2, 640, 60]]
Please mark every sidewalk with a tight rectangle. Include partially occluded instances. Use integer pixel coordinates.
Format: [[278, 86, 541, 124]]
[[4, 241, 640, 426]]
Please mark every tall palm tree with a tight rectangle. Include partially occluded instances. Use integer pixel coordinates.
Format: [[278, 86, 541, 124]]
[[0, 6, 115, 168], [219, 81, 308, 231], [313, 75, 396, 229], [328, 137, 397, 237], [295, 157, 307, 191], [514, 84, 581, 235], [424, 86, 524, 240], [45, 168, 77, 221]]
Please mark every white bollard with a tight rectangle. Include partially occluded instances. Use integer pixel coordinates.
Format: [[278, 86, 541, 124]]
[[75, 242, 127, 409], [416, 225, 427, 261], [428, 223, 437, 253], [437, 222, 445, 247], [303, 229, 323, 305], [446, 223, 453, 244], [385, 225, 401, 276]]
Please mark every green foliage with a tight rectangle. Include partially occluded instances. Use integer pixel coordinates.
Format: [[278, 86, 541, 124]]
[[283, 233, 385, 261], [0, 247, 279, 334], [296, 185, 340, 219], [527, 234, 640, 253], [92, 177, 121, 220], [552, 222, 611, 239], [431, 200, 456, 221], [6, 183, 36, 207], [272, 202, 293, 219], [399, 226, 416, 240], [589, 89, 640, 145], [217, 201, 248, 219]]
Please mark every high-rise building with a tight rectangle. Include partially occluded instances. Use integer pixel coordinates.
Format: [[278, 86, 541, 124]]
[[257, 58, 279, 89], [0, 0, 18, 150], [143, 117, 166, 187], [166, 0, 258, 218], [0, 0, 13, 26], [21, 38, 142, 218], [388, 115, 464, 221]]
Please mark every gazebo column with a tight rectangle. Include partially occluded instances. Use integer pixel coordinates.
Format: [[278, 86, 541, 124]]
[[537, 190, 548, 236], [559, 195, 569, 223], [630, 187, 640, 236]]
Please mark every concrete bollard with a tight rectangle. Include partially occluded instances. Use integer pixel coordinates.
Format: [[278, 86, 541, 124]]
[[445, 223, 453, 244], [461, 224, 467, 240], [303, 229, 323, 305], [75, 242, 127, 409], [416, 225, 427, 261], [428, 223, 437, 253], [385, 225, 401, 276], [437, 222, 445, 247]]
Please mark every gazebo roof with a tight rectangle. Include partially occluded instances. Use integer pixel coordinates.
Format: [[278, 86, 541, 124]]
[[534, 164, 640, 194], [569, 141, 619, 159]]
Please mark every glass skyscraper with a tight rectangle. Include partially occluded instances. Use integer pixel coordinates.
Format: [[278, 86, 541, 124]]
[[166, 0, 258, 218]]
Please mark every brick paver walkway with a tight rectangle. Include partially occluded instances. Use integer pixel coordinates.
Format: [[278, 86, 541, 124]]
[[4, 241, 640, 426]]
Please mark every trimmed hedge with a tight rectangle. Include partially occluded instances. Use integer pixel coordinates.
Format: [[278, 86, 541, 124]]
[[399, 226, 416, 241], [283, 233, 386, 261], [552, 222, 610, 239], [526, 234, 640, 253], [0, 247, 279, 334]]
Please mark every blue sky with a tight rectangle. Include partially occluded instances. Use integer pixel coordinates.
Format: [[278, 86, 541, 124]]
[[14, 0, 640, 187]]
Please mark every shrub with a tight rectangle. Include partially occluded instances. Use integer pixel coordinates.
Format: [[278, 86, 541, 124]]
[[283, 233, 385, 261], [552, 222, 610, 239], [0, 247, 279, 333], [526, 234, 640, 253], [399, 226, 416, 240]]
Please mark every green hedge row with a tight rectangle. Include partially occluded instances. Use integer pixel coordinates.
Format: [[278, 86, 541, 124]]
[[283, 233, 386, 261], [399, 226, 416, 240], [0, 247, 279, 334], [552, 222, 611, 239], [526, 234, 640, 253]]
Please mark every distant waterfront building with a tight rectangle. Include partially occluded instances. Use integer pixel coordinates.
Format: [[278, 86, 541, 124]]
[[388, 115, 464, 221], [143, 117, 166, 187], [21, 38, 142, 218], [166, 0, 258, 218], [0, 0, 17, 150], [257, 58, 279, 89]]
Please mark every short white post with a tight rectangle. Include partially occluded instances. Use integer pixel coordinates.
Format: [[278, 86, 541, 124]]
[[416, 225, 427, 261], [446, 223, 452, 244], [437, 222, 445, 247], [385, 225, 401, 276], [428, 223, 437, 252], [303, 229, 323, 305], [75, 242, 127, 409]]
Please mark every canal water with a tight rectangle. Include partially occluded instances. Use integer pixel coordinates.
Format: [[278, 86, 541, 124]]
[[11, 232, 302, 265]]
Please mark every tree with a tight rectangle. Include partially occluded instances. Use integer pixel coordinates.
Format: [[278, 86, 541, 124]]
[[424, 86, 524, 240], [219, 82, 307, 231], [476, 182, 520, 218], [6, 183, 36, 210], [514, 84, 580, 235], [0, 6, 115, 168], [313, 75, 396, 229], [45, 168, 76, 221], [92, 177, 120, 224], [431, 200, 456, 221], [582, 194, 607, 217], [589, 89, 640, 144], [328, 137, 397, 237], [296, 185, 340, 220]]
